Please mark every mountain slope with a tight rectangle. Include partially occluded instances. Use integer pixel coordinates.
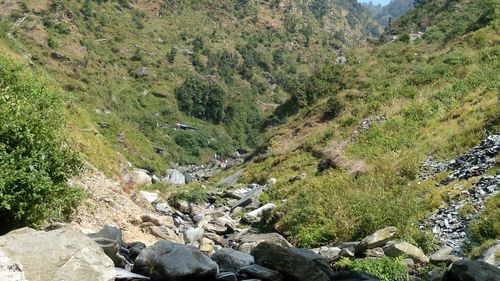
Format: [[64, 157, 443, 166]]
[[220, 0, 499, 249], [0, 0, 381, 176]]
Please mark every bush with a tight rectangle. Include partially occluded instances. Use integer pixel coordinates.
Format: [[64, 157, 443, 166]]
[[170, 183, 208, 204], [335, 257, 408, 281], [322, 96, 342, 120], [468, 194, 500, 244], [0, 57, 83, 233]]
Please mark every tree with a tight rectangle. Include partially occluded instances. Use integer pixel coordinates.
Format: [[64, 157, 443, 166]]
[[0, 57, 83, 233]]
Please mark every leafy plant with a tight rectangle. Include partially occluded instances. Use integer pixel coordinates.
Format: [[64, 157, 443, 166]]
[[0, 57, 83, 233], [335, 257, 408, 281]]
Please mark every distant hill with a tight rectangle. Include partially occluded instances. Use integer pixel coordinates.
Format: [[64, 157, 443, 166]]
[[363, 0, 414, 26]]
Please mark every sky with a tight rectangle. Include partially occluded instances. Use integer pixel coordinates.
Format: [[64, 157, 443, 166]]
[[357, 0, 392, 5]]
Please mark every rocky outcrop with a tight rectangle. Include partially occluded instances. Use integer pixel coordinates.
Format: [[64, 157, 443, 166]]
[[133, 241, 219, 281], [239, 264, 284, 281], [441, 260, 500, 281], [0, 227, 115, 281], [355, 226, 397, 255]]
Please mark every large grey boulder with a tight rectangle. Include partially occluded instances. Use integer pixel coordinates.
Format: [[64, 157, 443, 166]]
[[355, 227, 397, 255], [251, 242, 330, 281], [211, 248, 254, 273], [441, 260, 500, 281], [163, 169, 186, 185], [217, 169, 245, 185], [130, 169, 153, 186], [139, 190, 159, 203], [133, 241, 218, 281], [383, 242, 429, 263], [238, 233, 293, 254], [0, 249, 27, 281], [0, 227, 115, 281], [331, 271, 379, 280]]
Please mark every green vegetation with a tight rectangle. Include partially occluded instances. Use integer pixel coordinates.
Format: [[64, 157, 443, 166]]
[[0, 0, 381, 172], [0, 57, 84, 233], [232, 0, 500, 248], [335, 256, 408, 281], [468, 194, 500, 245]]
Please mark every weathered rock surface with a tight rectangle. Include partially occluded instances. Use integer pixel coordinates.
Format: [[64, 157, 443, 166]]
[[251, 242, 330, 281], [239, 264, 284, 281], [162, 169, 186, 185], [0, 227, 115, 281], [133, 241, 218, 281], [383, 242, 429, 263], [211, 248, 254, 273], [355, 226, 397, 255], [130, 169, 153, 186], [330, 271, 380, 281], [441, 260, 500, 281], [139, 190, 159, 204], [0, 249, 27, 281], [238, 233, 293, 254], [288, 248, 336, 280]]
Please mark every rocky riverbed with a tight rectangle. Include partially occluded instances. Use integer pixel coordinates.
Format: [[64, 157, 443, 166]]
[[420, 134, 500, 253]]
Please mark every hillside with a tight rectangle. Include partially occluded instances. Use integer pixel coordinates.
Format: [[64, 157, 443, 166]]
[[0, 0, 499, 280], [221, 0, 499, 250], [0, 0, 381, 176]]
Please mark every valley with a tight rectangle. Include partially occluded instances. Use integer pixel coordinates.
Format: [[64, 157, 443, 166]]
[[0, 0, 499, 280]]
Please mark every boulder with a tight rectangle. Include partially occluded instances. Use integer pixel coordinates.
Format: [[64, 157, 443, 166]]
[[312, 246, 342, 262], [383, 242, 429, 263], [364, 247, 385, 258], [212, 248, 255, 273], [163, 169, 186, 185], [355, 227, 397, 255], [139, 190, 159, 203], [423, 267, 446, 281], [232, 184, 263, 210], [89, 225, 124, 245], [242, 203, 276, 223], [251, 242, 330, 281], [133, 241, 218, 281], [441, 260, 500, 281], [217, 169, 245, 185], [478, 241, 499, 266], [127, 242, 146, 261], [0, 249, 27, 281], [239, 264, 284, 281], [238, 233, 293, 254], [288, 248, 336, 280], [93, 238, 131, 269], [131, 169, 152, 186], [0, 227, 115, 281]]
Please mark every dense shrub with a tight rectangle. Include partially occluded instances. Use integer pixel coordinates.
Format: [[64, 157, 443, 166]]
[[0, 57, 83, 233], [335, 257, 408, 281], [174, 75, 226, 123], [468, 194, 500, 244]]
